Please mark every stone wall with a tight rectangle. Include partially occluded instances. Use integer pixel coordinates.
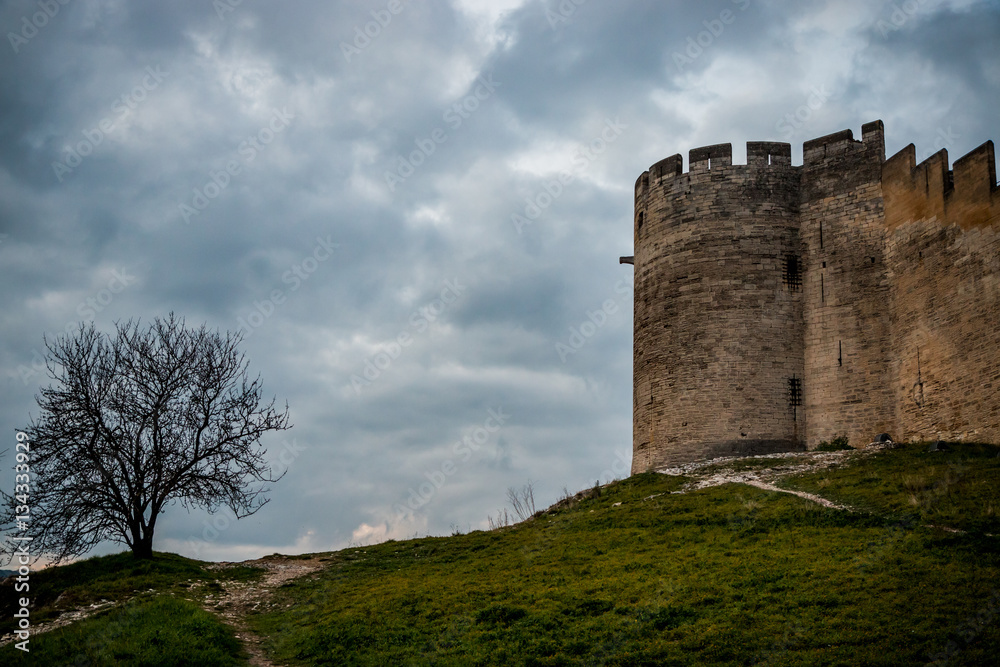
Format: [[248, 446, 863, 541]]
[[799, 121, 895, 448], [883, 140, 1000, 444], [633, 142, 803, 472], [631, 121, 1000, 472]]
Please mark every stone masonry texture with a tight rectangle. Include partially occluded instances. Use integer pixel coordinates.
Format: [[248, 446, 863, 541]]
[[630, 120, 1000, 472]]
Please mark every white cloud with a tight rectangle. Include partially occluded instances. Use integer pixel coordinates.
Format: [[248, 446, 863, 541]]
[[0, 0, 996, 563]]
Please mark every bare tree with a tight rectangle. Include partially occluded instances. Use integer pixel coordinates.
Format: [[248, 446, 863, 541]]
[[4, 314, 291, 562], [505, 481, 536, 522], [486, 507, 512, 531], [485, 482, 537, 530]]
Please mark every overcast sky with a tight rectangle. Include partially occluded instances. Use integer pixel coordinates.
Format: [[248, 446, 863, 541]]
[[2, 0, 998, 563]]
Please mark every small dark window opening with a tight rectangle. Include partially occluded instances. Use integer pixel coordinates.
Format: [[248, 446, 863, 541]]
[[637, 212, 644, 235], [820, 274, 825, 303], [870, 257, 876, 264], [838, 340, 843, 367], [788, 377, 803, 421], [788, 378, 803, 406], [783, 255, 802, 291], [819, 221, 823, 249], [822, 261, 826, 268]]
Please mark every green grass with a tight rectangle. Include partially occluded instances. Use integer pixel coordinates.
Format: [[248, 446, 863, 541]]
[[3, 594, 246, 666], [4, 444, 1000, 665], [782, 441, 1000, 533], [0, 551, 262, 631], [0, 551, 261, 664], [247, 468, 1000, 666], [816, 435, 853, 451]]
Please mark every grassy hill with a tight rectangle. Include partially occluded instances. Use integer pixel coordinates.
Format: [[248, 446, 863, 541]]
[[0, 551, 264, 664], [3, 440, 999, 665]]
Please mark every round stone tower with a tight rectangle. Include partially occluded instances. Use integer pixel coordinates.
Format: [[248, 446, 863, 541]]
[[632, 141, 805, 472]]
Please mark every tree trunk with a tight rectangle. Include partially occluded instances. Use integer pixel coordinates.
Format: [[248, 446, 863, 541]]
[[132, 533, 154, 559]]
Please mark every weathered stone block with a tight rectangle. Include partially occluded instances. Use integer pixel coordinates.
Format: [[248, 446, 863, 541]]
[[629, 121, 1000, 472]]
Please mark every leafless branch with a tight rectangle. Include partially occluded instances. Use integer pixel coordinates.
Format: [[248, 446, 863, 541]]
[[506, 481, 536, 522], [2, 314, 291, 563]]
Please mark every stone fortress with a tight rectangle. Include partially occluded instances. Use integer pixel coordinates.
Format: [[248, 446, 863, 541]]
[[623, 120, 1000, 473]]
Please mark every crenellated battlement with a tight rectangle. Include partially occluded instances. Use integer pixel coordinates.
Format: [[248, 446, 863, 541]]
[[634, 140, 796, 202], [634, 122, 887, 204], [748, 141, 792, 166], [689, 143, 733, 173], [637, 122, 886, 200], [883, 140, 999, 229], [801, 120, 884, 163], [628, 119, 1000, 472]]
